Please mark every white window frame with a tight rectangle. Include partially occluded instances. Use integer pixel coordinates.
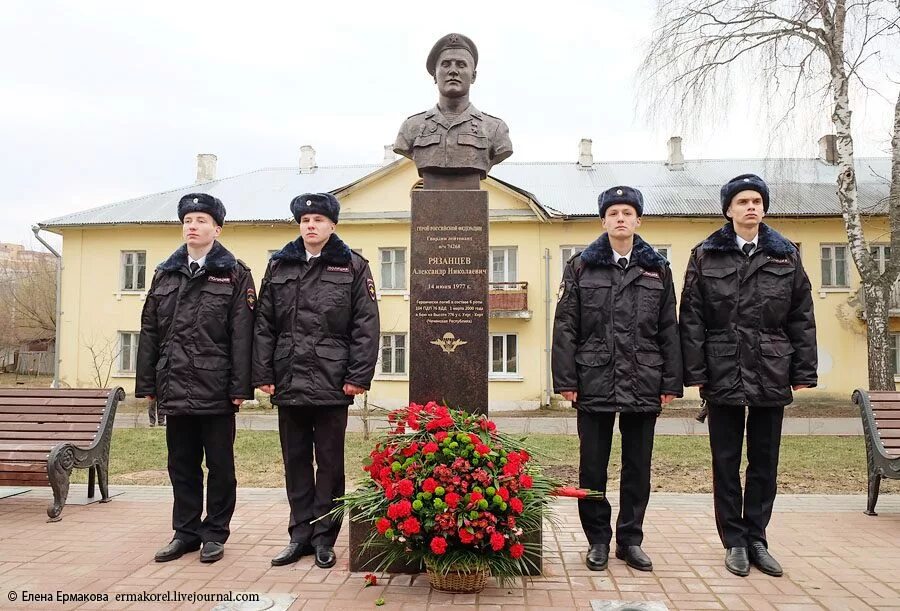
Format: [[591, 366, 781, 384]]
[[377, 333, 408, 378], [489, 333, 520, 379], [490, 247, 518, 287], [892, 333, 900, 380], [118, 331, 139, 374], [560, 245, 586, 275], [652, 244, 671, 261], [872, 243, 890, 274], [121, 251, 147, 291], [821, 243, 850, 289], [379, 248, 407, 291]]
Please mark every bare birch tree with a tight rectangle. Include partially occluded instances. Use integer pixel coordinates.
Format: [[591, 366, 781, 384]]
[[639, 0, 900, 389]]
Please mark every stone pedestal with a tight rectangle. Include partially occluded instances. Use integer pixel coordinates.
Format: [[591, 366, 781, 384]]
[[408, 189, 489, 415]]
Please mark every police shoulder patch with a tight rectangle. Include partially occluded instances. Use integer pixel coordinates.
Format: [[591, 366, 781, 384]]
[[246, 288, 257, 310], [366, 277, 377, 302], [557, 281, 566, 300]]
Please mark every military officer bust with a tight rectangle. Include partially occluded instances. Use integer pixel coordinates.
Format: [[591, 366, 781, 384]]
[[394, 33, 513, 186]]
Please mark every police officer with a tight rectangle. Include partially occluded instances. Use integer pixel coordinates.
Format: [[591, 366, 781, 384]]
[[135, 193, 255, 564], [679, 174, 817, 577], [553, 186, 682, 572], [253, 193, 380, 569], [394, 33, 513, 182]]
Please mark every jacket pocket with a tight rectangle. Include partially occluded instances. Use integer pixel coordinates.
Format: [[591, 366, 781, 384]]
[[321, 273, 352, 307], [191, 354, 231, 402], [579, 277, 613, 335], [635, 351, 664, 399], [704, 333, 739, 390], [457, 134, 489, 149], [273, 336, 293, 393], [315, 341, 350, 391], [634, 275, 664, 315], [759, 333, 795, 390], [758, 264, 794, 301], [574, 351, 614, 403], [700, 266, 738, 303], [414, 133, 442, 147]]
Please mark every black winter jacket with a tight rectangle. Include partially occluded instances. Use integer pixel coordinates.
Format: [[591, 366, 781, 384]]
[[135, 241, 256, 416], [251, 234, 380, 407], [552, 234, 683, 413], [679, 223, 818, 407]]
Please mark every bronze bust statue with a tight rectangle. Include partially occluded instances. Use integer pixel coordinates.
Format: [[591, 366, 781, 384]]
[[394, 33, 513, 189]]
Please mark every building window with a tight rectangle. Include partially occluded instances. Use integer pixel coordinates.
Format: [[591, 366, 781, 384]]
[[652, 245, 671, 261], [119, 331, 139, 373], [872, 244, 890, 274], [490, 333, 518, 376], [380, 248, 406, 290], [380, 333, 407, 375], [491, 247, 517, 284], [892, 333, 899, 377], [121, 251, 146, 291], [560, 245, 586, 274], [821, 244, 849, 288]]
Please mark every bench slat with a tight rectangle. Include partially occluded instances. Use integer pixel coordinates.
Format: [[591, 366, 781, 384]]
[[0, 414, 105, 423], [0, 398, 108, 408], [0, 389, 111, 399], [0, 405, 106, 415], [865, 392, 900, 401], [0, 451, 53, 461], [0, 473, 49, 484], [0, 423, 101, 432], [0, 431, 97, 442], [0, 463, 47, 473]]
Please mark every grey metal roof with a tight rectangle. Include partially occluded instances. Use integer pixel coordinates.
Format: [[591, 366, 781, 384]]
[[489, 157, 893, 217], [39, 156, 893, 228]]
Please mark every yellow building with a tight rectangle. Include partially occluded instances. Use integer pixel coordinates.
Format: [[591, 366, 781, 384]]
[[38, 141, 893, 409]]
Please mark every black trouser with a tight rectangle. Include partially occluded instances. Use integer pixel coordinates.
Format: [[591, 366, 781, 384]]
[[278, 405, 349, 547], [148, 399, 165, 426], [707, 404, 784, 548], [165, 414, 236, 544], [577, 410, 657, 546]]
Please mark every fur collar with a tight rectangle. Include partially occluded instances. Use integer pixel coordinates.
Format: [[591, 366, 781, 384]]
[[580, 233, 668, 271], [270, 233, 352, 265], [158, 241, 236, 272], [701, 222, 796, 257]]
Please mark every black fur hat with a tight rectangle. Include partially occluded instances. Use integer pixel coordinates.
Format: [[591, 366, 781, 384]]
[[290, 192, 340, 224], [721, 174, 770, 218], [598, 186, 644, 218], [177, 193, 226, 226]]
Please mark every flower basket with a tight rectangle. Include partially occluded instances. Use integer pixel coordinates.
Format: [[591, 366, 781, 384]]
[[425, 560, 489, 593], [329, 402, 564, 587]]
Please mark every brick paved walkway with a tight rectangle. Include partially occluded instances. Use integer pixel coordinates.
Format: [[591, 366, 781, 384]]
[[1, 486, 900, 610]]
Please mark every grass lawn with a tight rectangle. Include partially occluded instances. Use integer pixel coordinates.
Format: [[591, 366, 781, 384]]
[[77, 429, 876, 494]]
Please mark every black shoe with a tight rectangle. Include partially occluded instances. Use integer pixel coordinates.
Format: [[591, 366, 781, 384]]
[[749, 541, 783, 577], [725, 546, 750, 577], [200, 541, 224, 563], [154, 539, 200, 562], [314, 545, 336, 569], [615, 544, 653, 571], [585, 543, 609, 571], [271, 542, 315, 566]]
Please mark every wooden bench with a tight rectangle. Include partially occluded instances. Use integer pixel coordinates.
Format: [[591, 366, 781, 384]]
[[0, 387, 124, 521], [853, 389, 900, 515]]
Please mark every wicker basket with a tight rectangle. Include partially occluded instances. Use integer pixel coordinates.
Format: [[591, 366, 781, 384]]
[[425, 562, 489, 593]]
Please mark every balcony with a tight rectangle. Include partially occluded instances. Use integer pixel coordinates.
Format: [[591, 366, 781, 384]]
[[854, 283, 900, 318], [489, 282, 531, 319]]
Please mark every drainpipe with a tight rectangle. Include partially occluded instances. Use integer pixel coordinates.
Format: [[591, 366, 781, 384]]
[[543, 248, 552, 407], [31, 225, 61, 389]]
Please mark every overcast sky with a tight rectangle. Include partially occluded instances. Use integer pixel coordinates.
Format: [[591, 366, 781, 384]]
[[2, 1, 897, 252]]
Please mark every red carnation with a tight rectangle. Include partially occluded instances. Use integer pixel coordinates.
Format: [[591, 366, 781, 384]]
[[387, 499, 412, 519], [469, 491, 483, 503], [422, 441, 439, 455], [429, 536, 448, 555], [422, 478, 437, 493], [509, 497, 524, 514], [379, 466, 392, 480], [376, 517, 391, 535], [478, 418, 497, 432], [400, 516, 421, 536], [519, 450, 530, 462], [458, 528, 475, 544], [509, 542, 525, 559], [435, 431, 448, 442], [364, 573, 378, 587], [475, 443, 490, 456], [490, 532, 505, 551], [396, 479, 414, 497], [507, 451, 521, 465], [520, 474, 533, 489], [497, 487, 510, 501], [444, 492, 460, 508], [502, 461, 520, 477], [468, 433, 481, 445], [402, 442, 419, 457]]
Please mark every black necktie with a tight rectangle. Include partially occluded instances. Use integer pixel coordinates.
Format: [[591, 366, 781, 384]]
[[742, 243, 755, 257], [618, 257, 628, 270], [189, 261, 200, 276]]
